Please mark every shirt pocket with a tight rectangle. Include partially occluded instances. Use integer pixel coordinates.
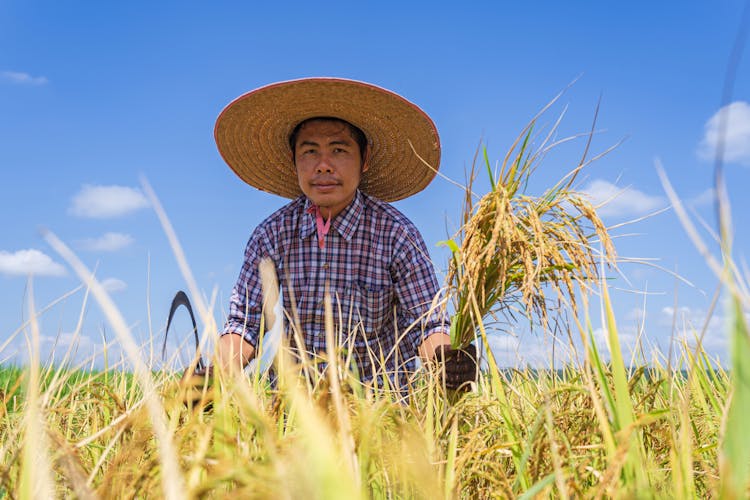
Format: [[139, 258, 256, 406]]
[[348, 280, 394, 338]]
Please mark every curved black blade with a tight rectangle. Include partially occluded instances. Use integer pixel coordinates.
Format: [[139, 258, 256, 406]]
[[163, 290, 204, 372]]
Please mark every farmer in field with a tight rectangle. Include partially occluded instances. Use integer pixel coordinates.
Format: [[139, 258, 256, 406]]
[[212, 78, 476, 392]]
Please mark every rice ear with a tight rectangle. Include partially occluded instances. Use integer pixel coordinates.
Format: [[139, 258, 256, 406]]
[[446, 114, 615, 348]]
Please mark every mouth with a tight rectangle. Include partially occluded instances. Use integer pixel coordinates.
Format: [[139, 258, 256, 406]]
[[311, 180, 341, 191]]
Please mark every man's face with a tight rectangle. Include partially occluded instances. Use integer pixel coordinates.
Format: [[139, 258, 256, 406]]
[[293, 119, 369, 218]]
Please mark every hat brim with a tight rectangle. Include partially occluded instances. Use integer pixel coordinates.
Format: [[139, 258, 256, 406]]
[[214, 78, 441, 202]]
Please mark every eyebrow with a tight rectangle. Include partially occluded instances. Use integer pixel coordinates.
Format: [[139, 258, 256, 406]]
[[298, 138, 354, 148]]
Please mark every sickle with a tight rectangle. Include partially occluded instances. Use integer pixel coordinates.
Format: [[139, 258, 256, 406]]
[[162, 290, 204, 372]]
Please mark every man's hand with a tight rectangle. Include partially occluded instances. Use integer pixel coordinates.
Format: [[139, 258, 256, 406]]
[[180, 364, 214, 411], [216, 333, 256, 374], [432, 344, 479, 390]]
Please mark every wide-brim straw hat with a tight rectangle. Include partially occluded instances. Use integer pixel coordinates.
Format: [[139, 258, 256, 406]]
[[214, 77, 441, 202]]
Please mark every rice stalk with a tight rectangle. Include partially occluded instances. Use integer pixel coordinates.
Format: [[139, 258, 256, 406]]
[[670, 346, 696, 499], [444, 122, 615, 350]]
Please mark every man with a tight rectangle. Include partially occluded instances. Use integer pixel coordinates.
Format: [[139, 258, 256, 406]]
[[212, 78, 476, 392]]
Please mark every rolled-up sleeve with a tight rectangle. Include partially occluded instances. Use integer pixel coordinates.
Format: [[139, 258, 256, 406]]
[[390, 224, 450, 355], [222, 225, 273, 347]]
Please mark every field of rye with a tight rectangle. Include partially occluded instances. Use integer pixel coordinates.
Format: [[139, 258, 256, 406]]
[[1, 110, 747, 499]]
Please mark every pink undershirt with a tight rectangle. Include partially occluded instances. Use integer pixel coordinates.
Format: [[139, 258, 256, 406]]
[[306, 204, 332, 249]]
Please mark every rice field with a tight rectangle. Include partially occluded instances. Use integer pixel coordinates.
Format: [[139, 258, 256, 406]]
[[1, 115, 747, 498], [0, 328, 735, 498]]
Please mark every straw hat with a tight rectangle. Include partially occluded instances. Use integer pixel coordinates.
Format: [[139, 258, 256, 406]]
[[214, 78, 441, 202]]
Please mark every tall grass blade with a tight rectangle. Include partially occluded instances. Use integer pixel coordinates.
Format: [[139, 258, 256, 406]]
[[483, 146, 495, 190], [719, 296, 750, 498], [18, 279, 55, 499], [518, 472, 555, 500], [140, 177, 217, 375], [444, 416, 458, 499], [671, 366, 696, 499], [600, 275, 648, 490]]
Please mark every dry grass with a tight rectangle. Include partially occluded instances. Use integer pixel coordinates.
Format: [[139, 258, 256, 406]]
[[0, 338, 729, 498]]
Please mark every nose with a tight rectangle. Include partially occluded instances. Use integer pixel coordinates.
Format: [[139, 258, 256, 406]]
[[315, 153, 334, 174]]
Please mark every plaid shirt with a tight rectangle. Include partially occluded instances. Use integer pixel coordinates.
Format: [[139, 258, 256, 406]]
[[222, 190, 449, 389]]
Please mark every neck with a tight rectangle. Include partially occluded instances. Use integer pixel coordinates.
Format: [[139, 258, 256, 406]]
[[309, 191, 358, 219]]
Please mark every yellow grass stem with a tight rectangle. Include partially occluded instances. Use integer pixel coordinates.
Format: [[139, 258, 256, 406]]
[[467, 289, 532, 492], [278, 352, 362, 498], [671, 364, 696, 499], [444, 416, 459, 499], [43, 231, 186, 500], [324, 285, 360, 487], [1, 284, 83, 358], [141, 177, 217, 376], [543, 399, 568, 499], [86, 424, 127, 488], [19, 279, 55, 499]]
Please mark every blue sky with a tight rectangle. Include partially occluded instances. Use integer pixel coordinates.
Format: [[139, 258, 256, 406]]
[[2, 1, 749, 369]]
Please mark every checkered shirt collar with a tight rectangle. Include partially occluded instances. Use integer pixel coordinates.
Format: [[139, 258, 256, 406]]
[[300, 190, 364, 242]]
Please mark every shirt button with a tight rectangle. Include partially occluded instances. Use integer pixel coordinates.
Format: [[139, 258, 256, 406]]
[[322, 263, 329, 270]]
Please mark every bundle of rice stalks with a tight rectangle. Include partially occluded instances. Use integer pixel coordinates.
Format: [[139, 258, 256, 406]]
[[445, 117, 616, 350]]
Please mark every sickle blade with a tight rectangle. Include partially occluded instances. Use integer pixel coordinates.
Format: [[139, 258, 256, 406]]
[[163, 290, 204, 372]]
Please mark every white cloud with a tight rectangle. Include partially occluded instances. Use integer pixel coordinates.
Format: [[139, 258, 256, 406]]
[[69, 185, 149, 218], [101, 277, 127, 293], [660, 305, 729, 352], [590, 326, 640, 357], [660, 305, 695, 320], [581, 179, 666, 218], [0, 70, 48, 85], [79, 232, 134, 252], [698, 101, 750, 166], [0, 249, 66, 277]]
